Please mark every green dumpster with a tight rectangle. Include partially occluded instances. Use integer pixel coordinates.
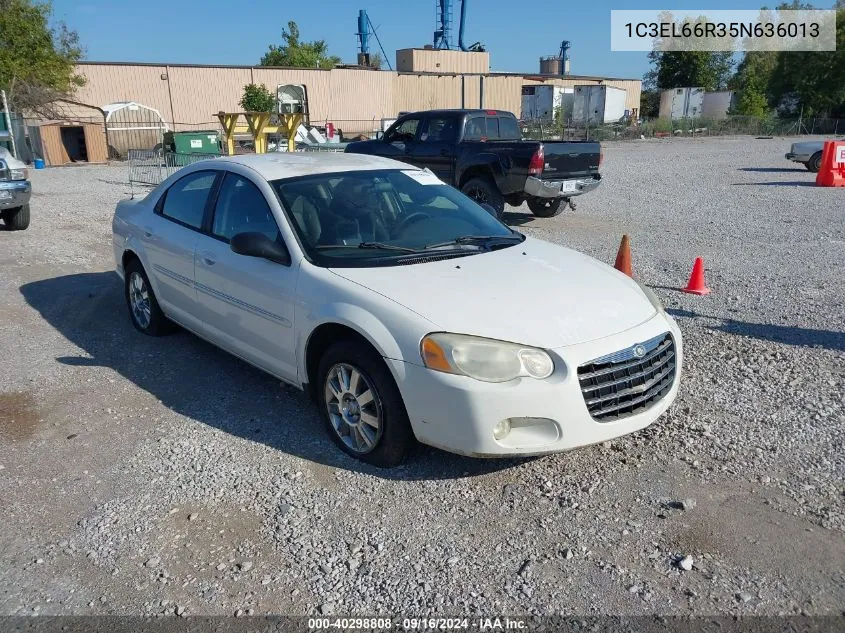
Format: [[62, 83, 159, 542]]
[[166, 131, 221, 155]]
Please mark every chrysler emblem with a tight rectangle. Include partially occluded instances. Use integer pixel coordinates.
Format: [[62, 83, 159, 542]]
[[632, 344, 647, 358]]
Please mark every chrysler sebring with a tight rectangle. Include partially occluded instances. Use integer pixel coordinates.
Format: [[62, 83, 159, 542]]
[[112, 153, 682, 466]]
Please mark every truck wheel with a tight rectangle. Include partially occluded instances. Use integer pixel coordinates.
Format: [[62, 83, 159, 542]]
[[461, 177, 504, 220], [527, 197, 563, 218], [318, 340, 414, 467], [805, 152, 822, 173], [2, 204, 30, 231]]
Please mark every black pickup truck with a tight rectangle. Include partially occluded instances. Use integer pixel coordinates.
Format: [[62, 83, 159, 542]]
[[345, 109, 601, 218]]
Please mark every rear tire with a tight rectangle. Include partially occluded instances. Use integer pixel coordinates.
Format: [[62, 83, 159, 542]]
[[527, 197, 563, 218], [317, 340, 413, 467], [806, 152, 822, 173], [3, 204, 30, 231], [124, 259, 172, 336], [461, 177, 505, 220]]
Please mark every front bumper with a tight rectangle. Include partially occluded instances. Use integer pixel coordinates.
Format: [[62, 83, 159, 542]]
[[391, 312, 682, 457], [0, 180, 32, 210], [524, 174, 601, 199]]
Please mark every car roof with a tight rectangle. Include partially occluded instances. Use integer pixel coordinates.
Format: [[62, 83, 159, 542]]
[[402, 109, 513, 117], [211, 152, 413, 180]]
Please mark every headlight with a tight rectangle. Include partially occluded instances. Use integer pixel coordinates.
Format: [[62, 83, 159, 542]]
[[420, 333, 554, 383], [10, 168, 27, 181], [636, 281, 664, 313]]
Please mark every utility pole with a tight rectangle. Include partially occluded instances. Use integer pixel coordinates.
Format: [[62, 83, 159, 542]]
[[1, 90, 18, 158]]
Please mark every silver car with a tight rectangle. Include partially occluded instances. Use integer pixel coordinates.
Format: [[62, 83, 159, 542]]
[[785, 140, 824, 173]]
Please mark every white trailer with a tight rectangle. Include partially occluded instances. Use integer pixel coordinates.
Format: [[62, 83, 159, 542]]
[[571, 85, 627, 125], [702, 91, 735, 119], [520, 85, 574, 122], [659, 87, 705, 119]]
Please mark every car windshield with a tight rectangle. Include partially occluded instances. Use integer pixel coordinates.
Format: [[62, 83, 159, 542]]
[[272, 169, 519, 266]]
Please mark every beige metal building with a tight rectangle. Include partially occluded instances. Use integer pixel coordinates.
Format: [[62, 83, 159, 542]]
[[396, 48, 489, 73], [70, 61, 641, 136]]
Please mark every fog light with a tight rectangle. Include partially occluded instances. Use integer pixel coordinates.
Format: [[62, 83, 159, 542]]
[[493, 418, 511, 441]]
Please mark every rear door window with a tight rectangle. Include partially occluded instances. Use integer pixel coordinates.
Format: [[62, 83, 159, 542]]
[[464, 116, 487, 141]]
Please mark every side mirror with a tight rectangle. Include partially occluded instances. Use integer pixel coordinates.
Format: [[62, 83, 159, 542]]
[[375, 131, 384, 140], [480, 203, 498, 217], [230, 232, 291, 266]]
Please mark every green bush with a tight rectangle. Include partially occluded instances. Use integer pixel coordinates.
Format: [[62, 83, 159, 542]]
[[239, 83, 276, 113]]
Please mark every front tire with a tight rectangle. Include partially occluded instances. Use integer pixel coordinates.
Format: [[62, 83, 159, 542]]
[[461, 176, 505, 220], [124, 259, 171, 336], [2, 204, 30, 230], [318, 340, 413, 467], [806, 152, 823, 173], [527, 197, 563, 218]]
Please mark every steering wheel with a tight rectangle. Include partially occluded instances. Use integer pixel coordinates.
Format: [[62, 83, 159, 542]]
[[394, 212, 431, 237]]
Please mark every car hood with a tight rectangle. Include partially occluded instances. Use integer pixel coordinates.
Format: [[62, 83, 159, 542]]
[[329, 237, 657, 349]]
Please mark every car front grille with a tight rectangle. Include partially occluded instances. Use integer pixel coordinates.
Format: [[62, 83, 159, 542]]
[[577, 333, 676, 422]]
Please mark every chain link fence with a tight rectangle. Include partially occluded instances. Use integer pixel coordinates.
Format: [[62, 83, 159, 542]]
[[521, 115, 844, 142]]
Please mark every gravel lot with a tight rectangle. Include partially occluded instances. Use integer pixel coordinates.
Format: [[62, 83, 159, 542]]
[[0, 136, 843, 618]]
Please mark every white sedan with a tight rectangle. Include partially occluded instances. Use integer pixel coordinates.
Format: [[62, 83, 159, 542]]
[[113, 153, 682, 467]]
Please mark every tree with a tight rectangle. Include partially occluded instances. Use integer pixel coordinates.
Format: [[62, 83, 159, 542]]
[[644, 50, 734, 92], [729, 51, 778, 116], [239, 83, 275, 112], [260, 21, 341, 69], [368, 53, 383, 70], [0, 0, 85, 115]]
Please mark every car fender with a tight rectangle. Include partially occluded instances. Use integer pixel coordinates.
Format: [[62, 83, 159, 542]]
[[113, 201, 163, 297], [298, 302, 413, 385]]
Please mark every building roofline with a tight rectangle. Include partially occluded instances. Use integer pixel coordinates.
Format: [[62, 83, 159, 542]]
[[75, 61, 640, 83]]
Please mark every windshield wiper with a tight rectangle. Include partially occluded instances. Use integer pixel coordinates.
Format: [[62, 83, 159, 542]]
[[314, 241, 423, 253], [423, 233, 525, 250]]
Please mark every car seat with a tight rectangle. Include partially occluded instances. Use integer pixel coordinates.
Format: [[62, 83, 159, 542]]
[[320, 179, 389, 245]]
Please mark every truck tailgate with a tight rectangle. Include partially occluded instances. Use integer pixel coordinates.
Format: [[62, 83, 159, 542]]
[[540, 141, 601, 178]]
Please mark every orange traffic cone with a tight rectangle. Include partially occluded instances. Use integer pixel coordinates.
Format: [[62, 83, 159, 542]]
[[815, 140, 845, 187], [614, 234, 632, 277], [683, 257, 711, 295]]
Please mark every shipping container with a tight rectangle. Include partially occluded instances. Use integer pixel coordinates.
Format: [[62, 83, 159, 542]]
[[659, 87, 705, 119], [571, 85, 627, 125], [701, 91, 735, 119], [520, 85, 574, 121]]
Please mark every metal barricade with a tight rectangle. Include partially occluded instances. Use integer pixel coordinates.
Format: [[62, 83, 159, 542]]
[[127, 149, 220, 196]]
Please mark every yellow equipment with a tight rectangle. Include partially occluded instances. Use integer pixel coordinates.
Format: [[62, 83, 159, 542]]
[[215, 111, 304, 155]]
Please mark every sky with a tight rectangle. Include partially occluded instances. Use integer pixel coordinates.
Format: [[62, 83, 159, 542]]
[[52, 0, 838, 79]]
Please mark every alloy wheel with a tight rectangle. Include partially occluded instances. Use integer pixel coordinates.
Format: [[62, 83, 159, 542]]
[[324, 363, 383, 454], [129, 272, 152, 329]]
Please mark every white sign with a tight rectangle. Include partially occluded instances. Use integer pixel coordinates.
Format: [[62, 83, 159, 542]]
[[402, 169, 442, 185], [610, 9, 837, 52], [190, 139, 202, 149], [836, 146, 845, 164]]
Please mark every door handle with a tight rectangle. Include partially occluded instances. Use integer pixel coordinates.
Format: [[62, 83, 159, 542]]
[[439, 149, 449, 156], [142, 226, 154, 238], [199, 251, 216, 266]]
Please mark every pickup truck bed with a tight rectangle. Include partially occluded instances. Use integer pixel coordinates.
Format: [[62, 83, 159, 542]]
[[346, 109, 601, 218]]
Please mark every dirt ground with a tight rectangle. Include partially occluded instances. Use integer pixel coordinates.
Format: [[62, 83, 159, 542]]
[[0, 136, 842, 618]]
